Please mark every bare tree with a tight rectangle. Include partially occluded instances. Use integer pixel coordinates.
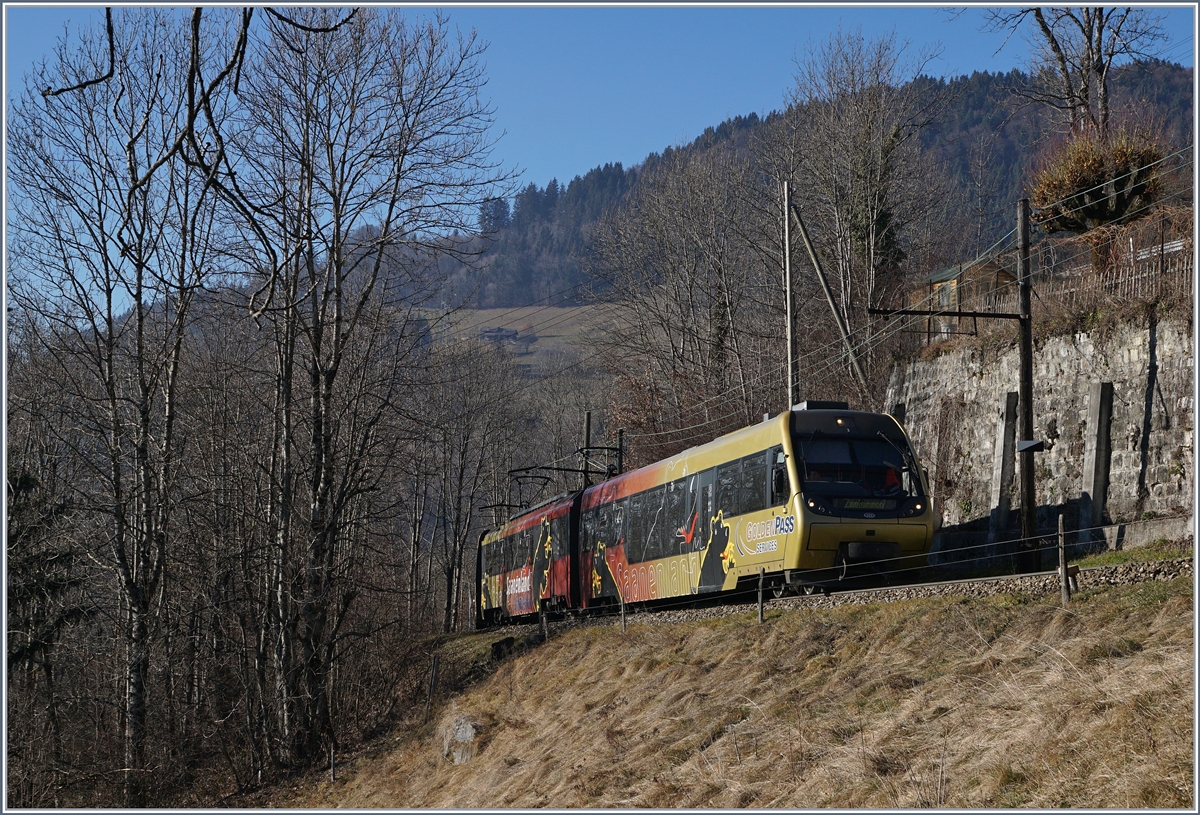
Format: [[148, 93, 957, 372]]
[[778, 28, 948, 400], [984, 7, 1168, 137], [6, 309, 100, 807], [8, 9, 223, 804], [420, 342, 523, 632], [215, 7, 510, 764], [8, 5, 515, 800], [588, 145, 787, 461]]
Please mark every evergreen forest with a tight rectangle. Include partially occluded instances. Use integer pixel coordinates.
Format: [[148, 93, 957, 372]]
[[456, 60, 1193, 308]]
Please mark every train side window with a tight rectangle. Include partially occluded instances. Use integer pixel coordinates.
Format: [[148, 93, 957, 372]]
[[645, 486, 664, 561], [742, 452, 767, 514], [769, 446, 788, 505], [702, 471, 715, 542], [716, 460, 740, 516], [685, 473, 705, 551], [612, 500, 625, 549], [551, 515, 568, 559], [582, 509, 597, 552], [628, 492, 646, 563], [666, 479, 686, 553]]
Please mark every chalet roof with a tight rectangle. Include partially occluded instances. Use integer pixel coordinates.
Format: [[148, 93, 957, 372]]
[[925, 265, 963, 285], [922, 256, 1013, 286]]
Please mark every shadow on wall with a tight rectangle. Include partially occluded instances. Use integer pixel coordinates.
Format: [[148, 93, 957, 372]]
[[925, 499, 1110, 580], [889, 310, 1193, 583]]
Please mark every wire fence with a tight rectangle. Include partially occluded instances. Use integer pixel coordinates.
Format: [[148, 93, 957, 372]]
[[482, 512, 1192, 632]]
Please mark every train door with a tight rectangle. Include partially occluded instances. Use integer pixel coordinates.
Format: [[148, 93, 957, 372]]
[[567, 496, 583, 610], [580, 507, 597, 608], [697, 467, 725, 592]]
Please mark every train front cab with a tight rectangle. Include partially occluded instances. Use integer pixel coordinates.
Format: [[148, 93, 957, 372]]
[[782, 407, 934, 591]]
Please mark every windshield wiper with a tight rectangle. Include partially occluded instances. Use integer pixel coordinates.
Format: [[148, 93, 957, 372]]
[[876, 430, 916, 473]]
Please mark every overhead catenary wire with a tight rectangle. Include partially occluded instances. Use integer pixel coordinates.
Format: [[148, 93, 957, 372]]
[[463, 144, 1192, 465], [618, 239, 1025, 445], [1029, 145, 1192, 225], [618, 151, 1192, 446]]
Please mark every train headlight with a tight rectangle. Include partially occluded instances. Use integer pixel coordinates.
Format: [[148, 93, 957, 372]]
[[805, 497, 832, 515], [900, 499, 926, 517]]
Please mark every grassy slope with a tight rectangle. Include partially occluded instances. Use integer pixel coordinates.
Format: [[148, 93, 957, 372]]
[[267, 575, 1193, 809], [441, 305, 608, 364]]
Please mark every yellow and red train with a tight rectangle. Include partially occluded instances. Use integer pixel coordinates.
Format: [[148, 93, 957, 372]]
[[476, 405, 934, 628]]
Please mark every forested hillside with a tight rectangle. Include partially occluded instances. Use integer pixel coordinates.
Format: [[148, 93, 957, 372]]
[[459, 60, 1192, 308]]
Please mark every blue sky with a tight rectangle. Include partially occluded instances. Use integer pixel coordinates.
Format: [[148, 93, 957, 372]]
[[4, 3, 1196, 189]]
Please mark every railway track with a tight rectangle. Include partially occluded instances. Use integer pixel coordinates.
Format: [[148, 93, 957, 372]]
[[484, 557, 1193, 639]]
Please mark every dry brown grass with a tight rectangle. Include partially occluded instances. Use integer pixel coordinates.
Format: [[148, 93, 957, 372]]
[[445, 306, 605, 360], [260, 577, 1193, 809]]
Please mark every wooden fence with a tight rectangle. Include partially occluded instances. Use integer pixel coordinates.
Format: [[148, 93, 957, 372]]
[[984, 251, 1193, 317]]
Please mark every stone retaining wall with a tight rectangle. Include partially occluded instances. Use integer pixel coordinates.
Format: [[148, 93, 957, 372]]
[[885, 313, 1193, 558]]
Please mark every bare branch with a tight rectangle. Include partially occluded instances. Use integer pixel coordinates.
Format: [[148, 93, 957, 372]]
[[264, 6, 359, 34], [42, 7, 114, 97]]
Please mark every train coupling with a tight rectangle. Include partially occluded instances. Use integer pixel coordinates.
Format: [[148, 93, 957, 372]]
[[836, 541, 901, 582]]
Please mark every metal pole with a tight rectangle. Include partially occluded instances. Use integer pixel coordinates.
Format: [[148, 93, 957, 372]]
[[783, 182, 797, 408], [788, 200, 870, 396], [425, 653, 439, 721], [620, 594, 626, 633], [1017, 199, 1037, 571], [582, 411, 592, 488], [617, 429, 624, 475], [758, 568, 764, 623], [1058, 514, 1070, 607]]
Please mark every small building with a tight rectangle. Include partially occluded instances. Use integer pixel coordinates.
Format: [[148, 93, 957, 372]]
[[479, 325, 537, 355], [909, 258, 1016, 340], [479, 326, 519, 343]]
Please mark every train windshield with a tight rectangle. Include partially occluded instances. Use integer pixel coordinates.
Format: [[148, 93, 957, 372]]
[[794, 435, 923, 503]]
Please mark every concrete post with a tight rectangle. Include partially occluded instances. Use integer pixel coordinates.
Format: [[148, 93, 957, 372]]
[[987, 392, 1019, 548], [1080, 382, 1114, 546], [1016, 199, 1038, 571], [1058, 514, 1070, 607]]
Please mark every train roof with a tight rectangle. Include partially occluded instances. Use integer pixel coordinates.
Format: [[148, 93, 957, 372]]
[[788, 408, 906, 437], [484, 490, 579, 542], [506, 490, 578, 523]]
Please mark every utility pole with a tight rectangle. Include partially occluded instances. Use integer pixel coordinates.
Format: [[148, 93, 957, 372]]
[[788, 198, 870, 397], [582, 411, 593, 489], [1017, 198, 1038, 570], [783, 181, 798, 408], [868, 199, 1042, 571]]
